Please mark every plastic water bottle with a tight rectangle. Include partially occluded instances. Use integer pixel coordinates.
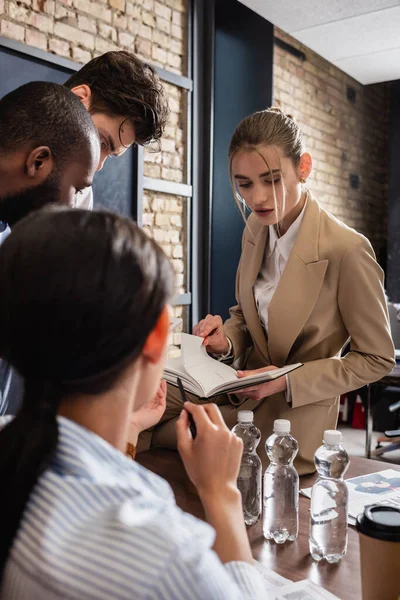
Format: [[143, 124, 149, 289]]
[[263, 419, 299, 543], [309, 430, 349, 563], [232, 410, 262, 526]]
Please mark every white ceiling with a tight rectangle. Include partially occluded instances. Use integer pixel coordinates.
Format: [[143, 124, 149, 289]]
[[238, 0, 400, 85]]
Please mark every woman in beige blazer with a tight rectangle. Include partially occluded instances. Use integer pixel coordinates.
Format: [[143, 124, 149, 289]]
[[139, 108, 395, 474]]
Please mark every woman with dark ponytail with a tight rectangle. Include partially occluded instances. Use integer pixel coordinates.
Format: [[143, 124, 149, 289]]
[[0, 208, 266, 599]]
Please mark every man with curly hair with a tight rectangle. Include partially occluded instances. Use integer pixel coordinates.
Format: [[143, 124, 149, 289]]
[[65, 51, 170, 209]]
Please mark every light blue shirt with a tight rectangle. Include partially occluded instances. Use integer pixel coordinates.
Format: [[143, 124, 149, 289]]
[[0, 416, 266, 599], [0, 223, 10, 244], [0, 223, 11, 415]]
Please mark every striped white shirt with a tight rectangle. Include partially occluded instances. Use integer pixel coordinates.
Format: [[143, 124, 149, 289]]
[[0, 223, 11, 415], [0, 416, 267, 599]]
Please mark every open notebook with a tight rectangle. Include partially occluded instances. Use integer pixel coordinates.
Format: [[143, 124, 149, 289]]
[[164, 333, 303, 398]]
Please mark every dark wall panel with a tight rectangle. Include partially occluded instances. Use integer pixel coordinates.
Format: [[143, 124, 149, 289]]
[[387, 80, 400, 302], [210, 1, 273, 320]]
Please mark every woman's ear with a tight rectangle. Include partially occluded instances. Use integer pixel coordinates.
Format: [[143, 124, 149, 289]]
[[299, 152, 312, 181], [70, 85, 92, 111], [25, 146, 53, 181], [142, 306, 170, 364]]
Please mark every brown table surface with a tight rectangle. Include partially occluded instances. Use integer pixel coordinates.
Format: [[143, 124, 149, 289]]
[[136, 450, 400, 600]]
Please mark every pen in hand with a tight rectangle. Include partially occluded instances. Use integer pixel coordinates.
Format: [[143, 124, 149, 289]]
[[177, 377, 197, 439]]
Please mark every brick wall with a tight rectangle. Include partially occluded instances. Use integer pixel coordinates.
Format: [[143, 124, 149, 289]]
[[273, 28, 390, 260], [144, 81, 186, 183], [1, 0, 186, 72], [142, 189, 187, 354]]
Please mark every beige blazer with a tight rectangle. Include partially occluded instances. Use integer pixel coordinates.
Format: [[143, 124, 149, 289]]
[[223, 193, 395, 472]]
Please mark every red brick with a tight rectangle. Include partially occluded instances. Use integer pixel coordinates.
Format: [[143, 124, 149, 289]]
[[98, 22, 117, 41], [54, 21, 94, 47], [109, 0, 125, 10], [118, 30, 134, 47], [172, 9, 183, 25], [167, 50, 181, 70], [142, 9, 154, 27], [73, 0, 111, 22], [156, 15, 170, 34], [171, 23, 182, 39], [26, 27, 47, 49], [94, 35, 118, 52], [29, 12, 54, 32], [1, 19, 25, 41], [152, 28, 169, 48], [139, 22, 151, 39], [170, 37, 183, 54], [32, 0, 55, 14], [112, 12, 127, 28], [135, 36, 151, 57], [72, 45, 92, 63], [154, 1, 171, 20], [125, 1, 140, 17], [164, 0, 185, 10], [8, 2, 30, 23], [78, 14, 96, 33], [49, 36, 70, 57], [152, 45, 167, 64], [54, 3, 75, 18]]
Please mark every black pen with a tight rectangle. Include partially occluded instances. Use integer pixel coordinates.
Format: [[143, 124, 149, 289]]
[[177, 377, 197, 439]]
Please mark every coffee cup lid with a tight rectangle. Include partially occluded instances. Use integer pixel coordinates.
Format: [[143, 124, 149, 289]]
[[356, 504, 400, 542]]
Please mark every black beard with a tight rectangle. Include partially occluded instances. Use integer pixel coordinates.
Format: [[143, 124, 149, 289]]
[[0, 175, 61, 227]]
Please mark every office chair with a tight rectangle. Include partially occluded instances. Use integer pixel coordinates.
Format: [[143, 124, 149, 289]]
[[372, 303, 400, 457]]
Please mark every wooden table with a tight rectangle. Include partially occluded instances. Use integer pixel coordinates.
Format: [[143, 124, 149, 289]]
[[136, 451, 400, 600]]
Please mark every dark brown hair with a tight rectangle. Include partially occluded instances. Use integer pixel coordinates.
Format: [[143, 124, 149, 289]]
[[0, 81, 97, 161], [0, 207, 174, 576], [65, 51, 170, 146], [229, 107, 304, 165]]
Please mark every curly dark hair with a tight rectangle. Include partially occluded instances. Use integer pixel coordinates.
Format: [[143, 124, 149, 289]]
[[0, 81, 97, 159], [65, 51, 169, 146]]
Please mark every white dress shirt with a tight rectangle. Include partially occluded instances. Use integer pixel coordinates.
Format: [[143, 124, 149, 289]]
[[253, 202, 307, 331], [0, 221, 10, 245], [75, 187, 93, 210], [0, 416, 267, 600]]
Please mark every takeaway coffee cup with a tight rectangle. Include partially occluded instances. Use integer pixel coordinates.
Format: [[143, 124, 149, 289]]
[[356, 504, 400, 600]]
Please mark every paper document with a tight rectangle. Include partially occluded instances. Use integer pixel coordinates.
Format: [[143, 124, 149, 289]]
[[301, 468, 400, 525], [272, 579, 341, 599], [252, 561, 291, 590], [253, 563, 341, 599]]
